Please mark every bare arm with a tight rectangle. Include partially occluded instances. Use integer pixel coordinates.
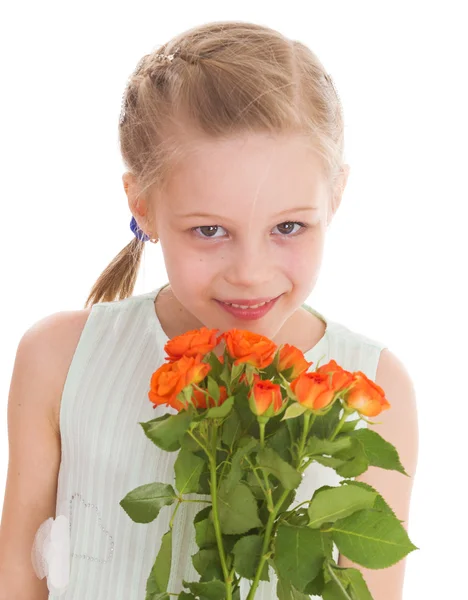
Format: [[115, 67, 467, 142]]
[[338, 348, 420, 599], [0, 314, 70, 599]]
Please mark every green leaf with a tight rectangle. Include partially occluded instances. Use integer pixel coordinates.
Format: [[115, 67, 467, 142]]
[[206, 395, 235, 418], [309, 401, 341, 439], [174, 448, 205, 494], [285, 416, 301, 451], [180, 430, 203, 452], [342, 567, 373, 599], [120, 482, 176, 523], [224, 437, 259, 494], [340, 479, 398, 519], [349, 428, 408, 475], [194, 515, 217, 549], [321, 560, 374, 599], [322, 579, 351, 599], [233, 393, 258, 436], [232, 534, 269, 580], [140, 410, 193, 452], [145, 529, 172, 596], [333, 437, 370, 478], [276, 578, 312, 600], [221, 409, 242, 448], [274, 524, 326, 592], [271, 487, 296, 515], [192, 548, 223, 581], [329, 508, 419, 568], [183, 579, 227, 599], [218, 481, 263, 535], [193, 505, 211, 524], [266, 423, 292, 462], [146, 593, 170, 600], [246, 470, 265, 500], [281, 402, 308, 420], [339, 418, 361, 434], [303, 566, 325, 596], [306, 435, 353, 456], [284, 507, 309, 527], [207, 376, 220, 404], [256, 447, 302, 490], [307, 485, 376, 529], [178, 593, 197, 600]]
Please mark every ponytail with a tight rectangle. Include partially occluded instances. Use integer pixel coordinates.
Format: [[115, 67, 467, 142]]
[[83, 237, 145, 309]]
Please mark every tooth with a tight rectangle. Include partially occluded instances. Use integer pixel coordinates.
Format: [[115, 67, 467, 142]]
[[227, 301, 267, 309]]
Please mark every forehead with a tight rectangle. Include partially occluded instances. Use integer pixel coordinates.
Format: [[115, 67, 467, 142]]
[[159, 133, 328, 216]]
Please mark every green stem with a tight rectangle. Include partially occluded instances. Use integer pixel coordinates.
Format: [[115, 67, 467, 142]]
[[209, 427, 232, 600], [297, 411, 311, 463], [259, 421, 266, 449], [187, 429, 211, 456], [244, 457, 268, 496], [329, 406, 352, 441], [326, 561, 354, 600], [246, 488, 290, 600], [299, 456, 315, 473], [169, 499, 182, 529], [280, 498, 313, 519]]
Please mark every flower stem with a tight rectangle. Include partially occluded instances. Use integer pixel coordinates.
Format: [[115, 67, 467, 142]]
[[246, 488, 290, 600], [169, 499, 182, 529], [329, 406, 353, 441], [209, 427, 232, 600], [259, 421, 266, 449], [297, 411, 311, 462], [326, 561, 354, 600], [244, 457, 273, 510]]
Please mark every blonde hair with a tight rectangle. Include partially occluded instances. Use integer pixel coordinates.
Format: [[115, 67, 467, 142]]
[[84, 20, 346, 309]]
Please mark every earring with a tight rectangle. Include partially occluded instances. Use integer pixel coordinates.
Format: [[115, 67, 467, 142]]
[[149, 236, 159, 243]]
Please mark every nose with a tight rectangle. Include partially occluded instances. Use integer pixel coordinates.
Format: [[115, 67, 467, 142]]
[[223, 240, 274, 289]]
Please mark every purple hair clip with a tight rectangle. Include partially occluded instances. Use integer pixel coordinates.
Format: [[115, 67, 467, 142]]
[[130, 216, 150, 242]]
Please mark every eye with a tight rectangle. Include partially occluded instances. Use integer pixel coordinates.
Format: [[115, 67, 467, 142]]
[[273, 222, 307, 236], [190, 222, 308, 239]]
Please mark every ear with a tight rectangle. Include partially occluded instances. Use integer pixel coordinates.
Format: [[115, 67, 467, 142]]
[[122, 171, 152, 231]]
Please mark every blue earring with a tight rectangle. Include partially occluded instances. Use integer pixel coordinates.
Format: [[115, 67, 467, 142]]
[[130, 216, 150, 242]]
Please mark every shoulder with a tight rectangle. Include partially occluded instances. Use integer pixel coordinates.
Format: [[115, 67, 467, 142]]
[[338, 348, 419, 594], [357, 347, 419, 510], [373, 348, 419, 462], [20, 308, 94, 433]]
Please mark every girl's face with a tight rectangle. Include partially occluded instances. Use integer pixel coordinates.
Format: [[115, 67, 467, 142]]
[[152, 132, 338, 341]]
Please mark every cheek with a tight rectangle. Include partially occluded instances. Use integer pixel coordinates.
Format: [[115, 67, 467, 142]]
[[164, 245, 215, 290], [282, 234, 324, 279]]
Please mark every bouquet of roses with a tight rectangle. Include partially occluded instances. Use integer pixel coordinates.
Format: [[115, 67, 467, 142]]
[[120, 327, 418, 599]]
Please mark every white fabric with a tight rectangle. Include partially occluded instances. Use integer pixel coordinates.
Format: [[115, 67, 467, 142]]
[[45, 284, 387, 599]]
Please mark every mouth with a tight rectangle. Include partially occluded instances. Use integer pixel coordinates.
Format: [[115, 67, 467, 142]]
[[215, 295, 281, 320]]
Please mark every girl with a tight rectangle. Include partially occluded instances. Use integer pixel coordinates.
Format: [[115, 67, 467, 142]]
[[0, 20, 418, 600]]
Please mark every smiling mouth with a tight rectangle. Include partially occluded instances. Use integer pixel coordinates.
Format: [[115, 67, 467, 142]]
[[216, 295, 280, 309]]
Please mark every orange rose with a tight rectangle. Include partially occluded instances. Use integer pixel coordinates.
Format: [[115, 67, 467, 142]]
[[148, 354, 212, 411], [316, 359, 355, 393], [219, 329, 277, 369], [163, 327, 220, 364], [344, 371, 391, 417], [248, 374, 284, 417], [290, 371, 336, 411], [277, 344, 314, 380], [191, 384, 229, 409]]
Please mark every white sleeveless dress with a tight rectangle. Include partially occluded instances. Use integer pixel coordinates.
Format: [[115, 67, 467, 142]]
[[47, 283, 387, 599]]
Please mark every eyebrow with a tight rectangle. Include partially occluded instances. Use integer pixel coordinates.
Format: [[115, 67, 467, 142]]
[[177, 206, 320, 219]]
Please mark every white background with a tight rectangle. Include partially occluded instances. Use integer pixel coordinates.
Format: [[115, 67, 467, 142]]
[[1, 1, 466, 598]]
